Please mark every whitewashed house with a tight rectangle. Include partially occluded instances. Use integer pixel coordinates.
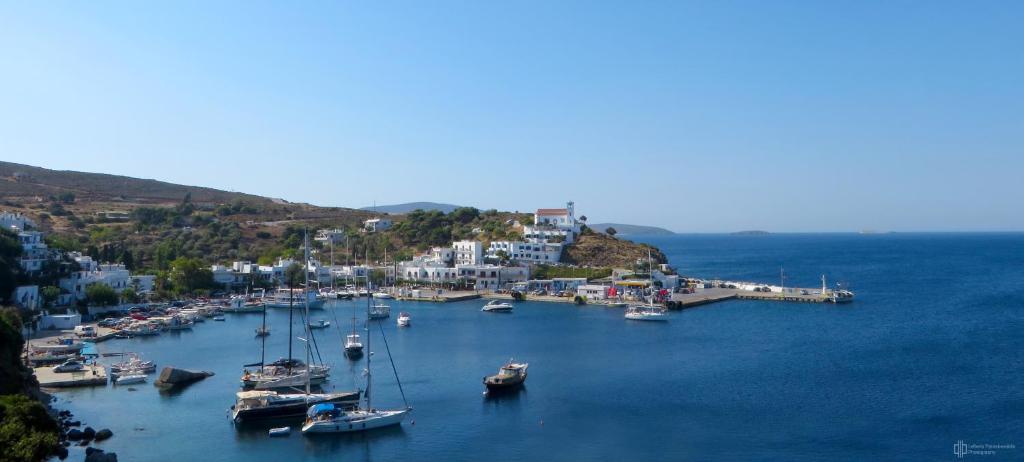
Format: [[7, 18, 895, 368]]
[[363, 218, 392, 233], [452, 240, 483, 266]]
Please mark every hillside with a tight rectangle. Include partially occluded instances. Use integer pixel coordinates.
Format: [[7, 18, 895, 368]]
[[589, 223, 675, 236], [562, 229, 667, 268], [361, 202, 462, 214], [1, 162, 665, 274]]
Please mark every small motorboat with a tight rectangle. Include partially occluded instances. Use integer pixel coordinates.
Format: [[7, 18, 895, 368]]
[[483, 359, 528, 392], [369, 304, 390, 319], [397, 312, 411, 327], [115, 373, 147, 385], [308, 319, 330, 330], [268, 426, 291, 437], [481, 300, 513, 312], [605, 301, 628, 308], [372, 292, 393, 299], [255, 327, 271, 337], [110, 354, 156, 373], [213, 315, 226, 321]]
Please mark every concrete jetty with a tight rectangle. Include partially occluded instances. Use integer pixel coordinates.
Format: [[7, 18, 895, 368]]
[[35, 364, 108, 388]]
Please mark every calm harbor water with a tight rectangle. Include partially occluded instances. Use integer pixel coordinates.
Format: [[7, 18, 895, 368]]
[[54, 233, 1023, 461]]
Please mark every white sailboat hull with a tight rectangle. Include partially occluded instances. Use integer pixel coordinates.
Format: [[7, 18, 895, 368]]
[[301, 408, 409, 433], [624, 312, 669, 321]]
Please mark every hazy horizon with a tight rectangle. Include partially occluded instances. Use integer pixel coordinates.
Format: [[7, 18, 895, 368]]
[[2, 2, 1021, 232]]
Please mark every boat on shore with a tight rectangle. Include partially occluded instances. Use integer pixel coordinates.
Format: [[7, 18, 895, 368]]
[[481, 300, 513, 312], [483, 359, 528, 392]]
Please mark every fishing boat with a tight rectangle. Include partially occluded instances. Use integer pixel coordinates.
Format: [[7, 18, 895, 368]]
[[255, 326, 271, 337], [344, 333, 363, 357], [302, 283, 411, 434], [481, 300, 513, 312], [369, 304, 390, 319], [372, 292, 393, 299], [164, 316, 194, 330], [110, 354, 156, 373], [483, 359, 528, 392], [397, 312, 411, 327], [265, 289, 326, 309], [232, 390, 360, 423], [308, 319, 330, 329]]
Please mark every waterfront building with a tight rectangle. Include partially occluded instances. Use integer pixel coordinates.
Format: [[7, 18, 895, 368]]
[[363, 218, 392, 233], [456, 264, 529, 291], [577, 284, 611, 300], [452, 240, 483, 266], [487, 240, 562, 264]]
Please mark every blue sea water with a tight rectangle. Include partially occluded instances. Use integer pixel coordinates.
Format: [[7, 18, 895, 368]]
[[53, 233, 1023, 461]]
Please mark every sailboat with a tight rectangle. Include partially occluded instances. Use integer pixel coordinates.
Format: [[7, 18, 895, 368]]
[[302, 282, 411, 434], [625, 250, 669, 322], [241, 233, 332, 389], [234, 231, 359, 423]]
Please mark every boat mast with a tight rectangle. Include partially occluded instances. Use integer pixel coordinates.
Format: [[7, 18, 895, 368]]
[[304, 230, 312, 396], [365, 275, 373, 410]]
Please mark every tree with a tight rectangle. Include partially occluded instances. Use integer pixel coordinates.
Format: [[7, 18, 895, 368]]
[[39, 286, 61, 308], [169, 257, 215, 294], [369, 269, 386, 287], [0, 229, 25, 305], [121, 287, 141, 304], [284, 263, 305, 289], [85, 284, 119, 306], [605, 227, 618, 236]]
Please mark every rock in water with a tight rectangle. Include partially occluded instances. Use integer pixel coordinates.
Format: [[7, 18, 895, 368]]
[[154, 367, 215, 386], [66, 429, 83, 441], [95, 429, 113, 441], [83, 427, 96, 439], [84, 448, 118, 462]]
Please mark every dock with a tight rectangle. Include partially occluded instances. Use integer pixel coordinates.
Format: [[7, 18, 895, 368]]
[[34, 364, 108, 388], [397, 291, 481, 303]]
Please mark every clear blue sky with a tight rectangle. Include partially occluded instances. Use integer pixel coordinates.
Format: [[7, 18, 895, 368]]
[[1, 1, 1021, 232]]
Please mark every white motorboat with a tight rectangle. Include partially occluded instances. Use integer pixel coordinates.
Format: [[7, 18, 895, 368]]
[[213, 314, 226, 321], [397, 312, 411, 327], [372, 292, 393, 299], [115, 373, 147, 385], [110, 354, 156, 373], [481, 300, 513, 312], [308, 319, 330, 329]]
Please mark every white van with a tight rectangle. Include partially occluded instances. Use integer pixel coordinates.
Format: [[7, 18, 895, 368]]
[[73, 325, 96, 338]]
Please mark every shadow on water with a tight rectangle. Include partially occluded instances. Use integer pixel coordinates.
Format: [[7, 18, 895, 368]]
[[301, 424, 409, 454], [483, 385, 526, 404]]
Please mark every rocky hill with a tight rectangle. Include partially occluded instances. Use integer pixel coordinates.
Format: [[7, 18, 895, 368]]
[[562, 228, 667, 268], [1, 162, 665, 273]]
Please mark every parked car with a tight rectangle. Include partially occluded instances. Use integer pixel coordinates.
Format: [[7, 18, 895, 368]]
[[52, 359, 84, 373], [98, 319, 118, 328]]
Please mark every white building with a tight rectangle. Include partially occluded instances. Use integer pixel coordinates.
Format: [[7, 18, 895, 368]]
[[17, 231, 49, 273], [487, 240, 562, 264], [1, 211, 34, 232], [452, 240, 483, 266], [456, 264, 529, 290], [364, 218, 392, 233], [527, 201, 581, 244], [14, 285, 39, 310], [577, 284, 611, 300], [58, 257, 132, 304], [314, 228, 347, 245]]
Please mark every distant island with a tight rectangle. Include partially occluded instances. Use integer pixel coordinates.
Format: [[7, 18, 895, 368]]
[[360, 202, 462, 214], [731, 230, 771, 236], [589, 223, 675, 236]]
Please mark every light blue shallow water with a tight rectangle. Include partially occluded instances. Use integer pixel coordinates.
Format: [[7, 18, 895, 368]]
[[53, 233, 1024, 460]]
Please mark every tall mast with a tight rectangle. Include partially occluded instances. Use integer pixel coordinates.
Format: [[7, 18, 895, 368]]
[[303, 230, 312, 396], [365, 275, 373, 410]]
